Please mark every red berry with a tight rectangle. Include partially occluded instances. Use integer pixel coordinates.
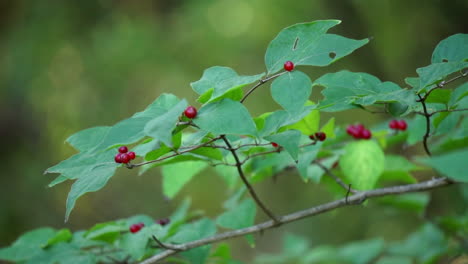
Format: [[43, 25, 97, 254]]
[[346, 125, 358, 136], [114, 153, 123, 163], [315, 132, 326, 141], [118, 146, 128, 153], [129, 222, 145, 233], [389, 120, 399, 129], [309, 134, 316, 141], [361, 129, 372, 139], [271, 142, 279, 148], [397, 120, 407, 131], [184, 106, 197, 119], [128, 151, 136, 160], [284, 61, 294, 71], [120, 153, 130, 164], [156, 218, 170, 226]]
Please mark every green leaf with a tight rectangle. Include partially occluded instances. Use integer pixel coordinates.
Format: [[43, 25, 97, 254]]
[[170, 219, 217, 264], [388, 223, 447, 263], [283, 101, 319, 135], [431, 33, 468, 63], [265, 20, 368, 74], [194, 99, 257, 136], [259, 105, 315, 136], [66, 126, 110, 152], [375, 256, 412, 264], [417, 61, 468, 91], [0, 228, 56, 262], [85, 222, 126, 243], [191, 66, 263, 103], [315, 71, 414, 112], [296, 144, 321, 181], [321, 117, 336, 139], [270, 71, 312, 112], [449, 82, 468, 107], [377, 193, 430, 213], [418, 148, 468, 182], [379, 155, 419, 184], [65, 163, 118, 221], [264, 130, 302, 160], [44, 229, 72, 248], [339, 140, 385, 190], [144, 99, 188, 147], [162, 161, 208, 199], [216, 198, 256, 230], [96, 94, 181, 150], [339, 238, 384, 264]]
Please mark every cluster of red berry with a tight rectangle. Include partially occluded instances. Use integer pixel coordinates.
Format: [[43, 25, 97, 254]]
[[309, 131, 326, 141], [346, 124, 372, 139], [389, 119, 407, 131], [129, 218, 171, 234], [114, 146, 136, 164]]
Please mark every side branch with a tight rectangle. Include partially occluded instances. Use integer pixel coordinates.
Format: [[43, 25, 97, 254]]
[[417, 94, 432, 156], [140, 177, 453, 264], [220, 135, 280, 223], [241, 71, 287, 103]]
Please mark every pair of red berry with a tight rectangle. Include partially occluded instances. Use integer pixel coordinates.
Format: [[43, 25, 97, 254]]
[[129, 222, 145, 233], [389, 120, 407, 131], [309, 132, 326, 141], [346, 124, 372, 139], [114, 146, 136, 164]]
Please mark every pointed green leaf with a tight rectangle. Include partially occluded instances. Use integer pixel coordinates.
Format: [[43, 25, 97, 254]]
[[144, 99, 188, 147], [271, 71, 312, 112], [265, 130, 302, 160], [320, 117, 335, 139], [65, 163, 118, 221], [296, 144, 321, 181], [340, 140, 385, 190], [66, 126, 110, 152], [162, 161, 208, 199], [216, 198, 256, 230], [0, 228, 55, 262], [170, 219, 217, 264], [191, 66, 263, 103], [432, 33, 468, 63], [265, 20, 368, 74], [418, 148, 468, 182], [283, 101, 319, 135], [44, 229, 72, 248], [194, 99, 257, 136]]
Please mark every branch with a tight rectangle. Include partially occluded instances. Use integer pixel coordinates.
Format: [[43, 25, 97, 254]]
[[220, 135, 280, 223], [417, 93, 432, 156], [427, 108, 468, 117], [314, 160, 357, 194], [241, 71, 287, 103], [140, 177, 454, 264], [128, 137, 221, 168], [418, 71, 467, 101]]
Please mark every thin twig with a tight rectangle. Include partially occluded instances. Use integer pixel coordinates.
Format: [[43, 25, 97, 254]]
[[241, 71, 287, 103], [220, 135, 280, 223], [427, 108, 468, 117], [140, 177, 453, 264], [128, 136, 221, 168], [314, 160, 357, 194], [418, 71, 467, 101], [417, 94, 432, 156], [151, 235, 184, 251]]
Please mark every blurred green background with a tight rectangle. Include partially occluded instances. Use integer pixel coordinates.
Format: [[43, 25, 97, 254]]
[[1, 0, 466, 261]]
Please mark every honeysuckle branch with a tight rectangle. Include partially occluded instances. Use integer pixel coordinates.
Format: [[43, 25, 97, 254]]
[[417, 70, 467, 102], [127, 136, 221, 168], [220, 135, 280, 223], [426, 108, 468, 117], [313, 160, 357, 194], [417, 93, 432, 156], [241, 71, 288, 103], [140, 177, 454, 264]]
